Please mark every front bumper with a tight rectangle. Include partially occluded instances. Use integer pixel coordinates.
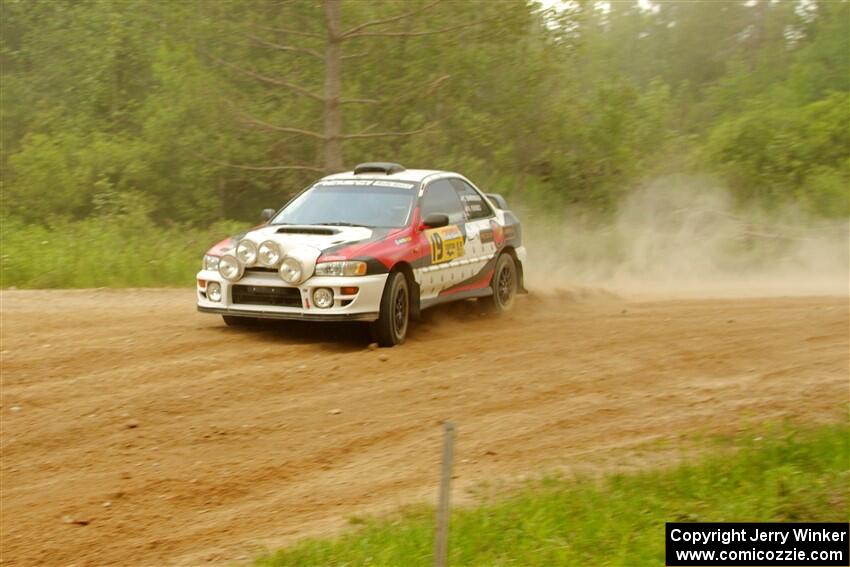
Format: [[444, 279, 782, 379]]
[[196, 269, 386, 322], [197, 305, 378, 322]]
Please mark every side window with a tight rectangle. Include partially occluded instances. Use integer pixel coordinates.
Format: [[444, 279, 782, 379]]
[[449, 178, 493, 220], [420, 179, 465, 224]]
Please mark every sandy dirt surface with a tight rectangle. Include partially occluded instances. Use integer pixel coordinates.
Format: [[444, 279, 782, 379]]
[[1, 289, 847, 566]]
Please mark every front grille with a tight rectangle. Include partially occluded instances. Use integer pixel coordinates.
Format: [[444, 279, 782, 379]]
[[231, 284, 302, 308]]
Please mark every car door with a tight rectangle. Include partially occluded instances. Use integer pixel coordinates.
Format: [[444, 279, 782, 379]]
[[416, 178, 469, 300], [448, 177, 498, 290]]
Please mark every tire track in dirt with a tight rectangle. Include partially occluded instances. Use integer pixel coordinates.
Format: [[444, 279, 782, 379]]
[[1, 289, 847, 565]]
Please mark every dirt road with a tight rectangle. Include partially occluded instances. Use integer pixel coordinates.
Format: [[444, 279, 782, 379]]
[[1, 289, 847, 565]]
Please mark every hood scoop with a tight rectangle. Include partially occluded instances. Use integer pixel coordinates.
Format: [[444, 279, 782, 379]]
[[275, 226, 339, 236]]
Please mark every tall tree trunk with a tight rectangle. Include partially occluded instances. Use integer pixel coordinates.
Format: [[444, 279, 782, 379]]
[[323, 0, 344, 172]]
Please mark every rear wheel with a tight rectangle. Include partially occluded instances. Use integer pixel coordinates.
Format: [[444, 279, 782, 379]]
[[483, 253, 517, 313], [371, 271, 409, 347]]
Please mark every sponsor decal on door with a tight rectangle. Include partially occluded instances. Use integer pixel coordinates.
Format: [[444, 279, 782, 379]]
[[426, 225, 465, 265]]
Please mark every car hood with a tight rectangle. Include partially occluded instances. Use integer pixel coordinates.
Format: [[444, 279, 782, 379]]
[[210, 224, 375, 257]]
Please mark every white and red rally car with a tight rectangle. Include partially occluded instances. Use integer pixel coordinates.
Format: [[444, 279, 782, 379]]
[[197, 163, 527, 346]]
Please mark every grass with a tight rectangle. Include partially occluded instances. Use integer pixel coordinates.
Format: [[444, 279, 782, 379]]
[[256, 422, 849, 566], [0, 215, 244, 288]]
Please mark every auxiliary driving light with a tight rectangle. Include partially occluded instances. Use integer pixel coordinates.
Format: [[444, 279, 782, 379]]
[[279, 257, 303, 284], [312, 287, 334, 309], [236, 240, 258, 265], [207, 282, 222, 302], [258, 240, 282, 267], [218, 254, 243, 281]]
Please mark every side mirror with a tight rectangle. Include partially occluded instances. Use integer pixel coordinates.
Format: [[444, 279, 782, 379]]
[[260, 208, 276, 223], [421, 213, 450, 229]]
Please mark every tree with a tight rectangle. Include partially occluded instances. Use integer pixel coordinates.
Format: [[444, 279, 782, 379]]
[[210, 0, 500, 173], [2, 0, 847, 224]]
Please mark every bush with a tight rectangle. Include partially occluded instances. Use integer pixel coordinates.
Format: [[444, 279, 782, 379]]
[[0, 213, 244, 288]]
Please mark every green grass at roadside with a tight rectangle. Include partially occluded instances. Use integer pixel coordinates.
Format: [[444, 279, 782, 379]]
[[0, 215, 244, 288], [256, 423, 849, 567]]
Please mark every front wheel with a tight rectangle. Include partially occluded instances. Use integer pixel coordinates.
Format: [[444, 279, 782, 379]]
[[371, 271, 409, 347], [483, 253, 517, 313]]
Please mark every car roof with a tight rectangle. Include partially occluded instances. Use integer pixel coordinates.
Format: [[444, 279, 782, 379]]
[[320, 169, 455, 183]]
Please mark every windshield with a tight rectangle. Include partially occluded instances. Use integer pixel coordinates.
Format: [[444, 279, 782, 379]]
[[271, 180, 418, 228]]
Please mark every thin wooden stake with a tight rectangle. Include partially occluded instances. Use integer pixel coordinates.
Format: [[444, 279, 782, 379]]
[[434, 421, 455, 567]]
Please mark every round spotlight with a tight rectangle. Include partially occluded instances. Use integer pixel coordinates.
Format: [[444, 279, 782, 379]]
[[258, 240, 282, 267], [279, 257, 303, 284], [207, 282, 222, 302], [312, 287, 334, 309], [218, 254, 243, 281], [236, 240, 258, 266]]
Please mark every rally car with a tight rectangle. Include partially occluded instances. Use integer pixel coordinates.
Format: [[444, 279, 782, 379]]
[[196, 162, 527, 346]]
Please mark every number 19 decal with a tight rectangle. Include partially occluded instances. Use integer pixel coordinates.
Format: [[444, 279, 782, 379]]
[[426, 226, 465, 265]]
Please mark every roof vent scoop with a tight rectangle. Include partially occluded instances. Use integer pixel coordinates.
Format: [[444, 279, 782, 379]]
[[353, 162, 405, 175]]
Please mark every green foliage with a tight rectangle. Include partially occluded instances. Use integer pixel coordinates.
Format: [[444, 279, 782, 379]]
[[704, 92, 850, 216], [0, 211, 244, 288], [256, 423, 849, 566], [1, 0, 848, 287], [6, 131, 153, 221]]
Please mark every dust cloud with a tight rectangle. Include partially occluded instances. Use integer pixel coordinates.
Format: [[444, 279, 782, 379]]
[[520, 176, 849, 299]]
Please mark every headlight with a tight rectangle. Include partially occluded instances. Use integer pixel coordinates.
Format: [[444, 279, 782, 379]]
[[258, 240, 282, 267], [207, 282, 222, 302], [312, 287, 334, 309], [236, 240, 258, 265], [314, 260, 367, 277], [279, 257, 303, 284], [203, 254, 220, 271], [219, 254, 243, 281]]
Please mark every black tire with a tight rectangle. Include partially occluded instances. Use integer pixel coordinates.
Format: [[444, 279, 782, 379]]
[[484, 253, 517, 313], [371, 271, 410, 347], [222, 315, 259, 327]]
